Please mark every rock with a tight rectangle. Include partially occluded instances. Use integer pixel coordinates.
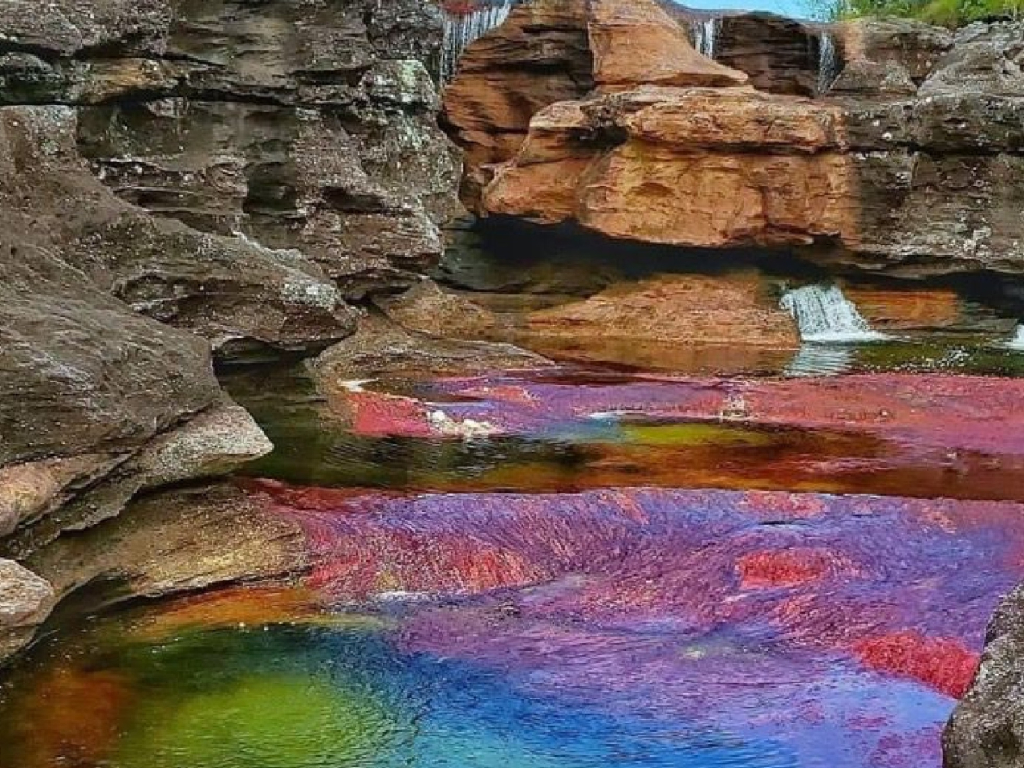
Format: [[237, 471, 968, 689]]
[[0, 106, 358, 359], [588, 0, 747, 92], [313, 313, 550, 383], [920, 21, 1024, 97], [441, 0, 595, 209], [526, 274, 799, 348], [0, 560, 55, 664], [715, 13, 821, 96], [27, 483, 307, 604], [373, 279, 500, 339], [841, 286, 1000, 332], [0, 0, 463, 302], [945, 583, 1024, 768], [448, 10, 1024, 276], [833, 17, 953, 86], [481, 86, 853, 247]]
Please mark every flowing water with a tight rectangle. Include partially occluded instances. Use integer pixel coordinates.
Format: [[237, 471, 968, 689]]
[[5, 239, 1024, 767], [690, 18, 721, 60], [780, 284, 889, 343], [1006, 323, 1024, 349], [439, 0, 518, 82], [817, 31, 841, 95]]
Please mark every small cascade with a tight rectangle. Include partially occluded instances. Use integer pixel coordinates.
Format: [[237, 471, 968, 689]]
[[690, 17, 721, 60], [1006, 325, 1024, 350], [816, 31, 841, 95], [780, 284, 888, 343], [439, 0, 518, 83]]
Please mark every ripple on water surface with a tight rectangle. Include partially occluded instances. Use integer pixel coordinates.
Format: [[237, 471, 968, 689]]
[[5, 487, 1023, 768]]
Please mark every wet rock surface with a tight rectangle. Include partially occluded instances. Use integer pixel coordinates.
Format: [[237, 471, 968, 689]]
[[0, 560, 55, 663]]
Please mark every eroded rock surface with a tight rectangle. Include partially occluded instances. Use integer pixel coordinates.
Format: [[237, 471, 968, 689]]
[[526, 274, 799, 348], [446, 0, 1024, 276], [945, 585, 1024, 768], [0, 560, 55, 662]]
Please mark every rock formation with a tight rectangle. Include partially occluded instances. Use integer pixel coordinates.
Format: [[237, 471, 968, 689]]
[[945, 585, 1024, 768], [445, 0, 1024, 277], [0, 0, 463, 664]]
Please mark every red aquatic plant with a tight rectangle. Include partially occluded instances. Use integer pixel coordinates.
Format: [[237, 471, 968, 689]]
[[853, 632, 979, 698]]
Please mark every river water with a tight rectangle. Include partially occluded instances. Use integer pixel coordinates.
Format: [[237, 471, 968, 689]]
[[3, 239, 1024, 768]]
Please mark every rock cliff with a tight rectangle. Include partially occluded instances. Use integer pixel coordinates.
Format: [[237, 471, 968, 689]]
[[0, 0, 460, 663], [445, 0, 1024, 277]]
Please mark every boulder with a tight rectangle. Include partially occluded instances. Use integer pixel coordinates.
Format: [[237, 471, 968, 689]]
[[945, 584, 1024, 768]]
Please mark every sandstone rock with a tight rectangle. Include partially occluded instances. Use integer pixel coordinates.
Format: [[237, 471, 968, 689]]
[[0, 106, 358, 359], [0, 0, 463, 300], [313, 313, 550, 383], [920, 21, 1024, 97], [0, 560, 55, 664], [27, 483, 307, 604], [715, 13, 821, 96], [374, 279, 500, 339], [442, 0, 595, 209], [833, 17, 953, 86], [945, 583, 1024, 768], [453, 13, 1024, 276], [526, 274, 799, 348], [482, 87, 855, 248], [588, 0, 747, 92]]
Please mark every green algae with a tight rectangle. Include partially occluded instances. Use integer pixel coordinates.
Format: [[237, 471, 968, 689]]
[[619, 422, 776, 448], [116, 674, 395, 768]]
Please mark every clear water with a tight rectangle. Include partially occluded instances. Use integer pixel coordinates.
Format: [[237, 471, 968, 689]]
[[6, 234, 1024, 768], [817, 31, 841, 94]]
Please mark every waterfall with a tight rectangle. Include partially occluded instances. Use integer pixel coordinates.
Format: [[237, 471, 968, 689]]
[[690, 18, 721, 60], [439, 0, 517, 83], [817, 31, 841, 95], [1006, 325, 1024, 350], [780, 284, 887, 343]]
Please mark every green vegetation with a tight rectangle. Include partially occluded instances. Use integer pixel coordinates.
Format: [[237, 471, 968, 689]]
[[809, 0, 1023, 25]]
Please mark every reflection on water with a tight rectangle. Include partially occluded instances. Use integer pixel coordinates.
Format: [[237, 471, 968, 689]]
[[785, 344, 856, 377]]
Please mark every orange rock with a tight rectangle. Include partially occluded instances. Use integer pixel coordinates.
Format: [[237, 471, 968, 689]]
[[442, 0, 594, 208], [484, 87, 858, 247], [588, 0, 748, 92], [525, 274, 800, 348]]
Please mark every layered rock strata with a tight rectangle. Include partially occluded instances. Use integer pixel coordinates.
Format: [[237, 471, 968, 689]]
[[0, 0, 461, 664], [446, 0, 1024, 276]]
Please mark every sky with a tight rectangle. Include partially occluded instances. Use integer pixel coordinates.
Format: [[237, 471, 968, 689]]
[[679, 0, 814, 19]]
